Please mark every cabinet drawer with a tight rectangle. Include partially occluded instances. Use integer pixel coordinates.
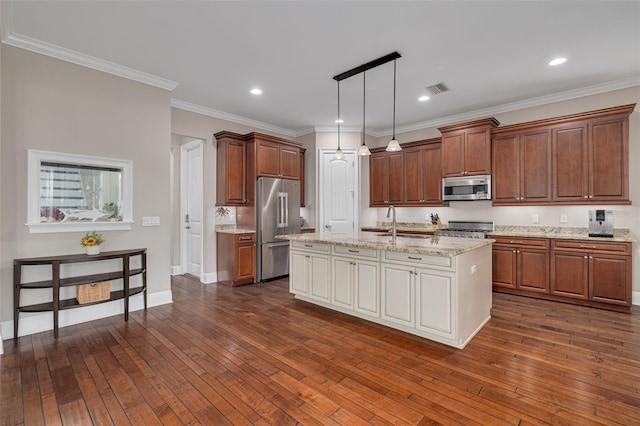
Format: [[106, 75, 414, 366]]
[[551, 239, 631, 255], [334, 245, 378, 259], [492, 236, 550, 249], [384, 250, 452, 268], [235, 233, 255, 244], [291, 241, 330, 253]]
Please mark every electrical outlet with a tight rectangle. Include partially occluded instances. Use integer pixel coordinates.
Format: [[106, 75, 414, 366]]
[[532, 214, 539, 223], [560, 214, 568, 224], [425, 213, 430, 221], [471, 265, 477, 275]]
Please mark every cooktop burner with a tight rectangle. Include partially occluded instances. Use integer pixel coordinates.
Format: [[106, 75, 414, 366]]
[[434, 221, 495, 239]]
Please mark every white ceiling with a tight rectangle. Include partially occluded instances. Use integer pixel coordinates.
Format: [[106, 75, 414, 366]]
[[3, 1, 640, 137]]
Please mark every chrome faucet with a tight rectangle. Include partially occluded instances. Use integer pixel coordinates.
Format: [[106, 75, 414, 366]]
[[386, 205, 397, 242]]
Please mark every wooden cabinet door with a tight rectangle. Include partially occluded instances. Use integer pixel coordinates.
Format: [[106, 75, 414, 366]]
[[256, 140, 280, 177], [423, 145, 442, 204], [235, 242, 256, 283], [224, 140, 247, 205], [521, 130, 552, 202], [387, 152, 404, 205], [465, 128, 492, 175], [370, 152, 389, 206], [492, 134, 520, 203], [492, 245, 516, 288], [442, 133, 465, 177], [552, 124, 588, 202], [381, 263, 415, 327], [332, 257, 353, 309], [299, 149, 305, 206], [279, 146, 300, 179], [403, 147, 424, 205], [354, 260, 380, 317], [415, 268, 454, 338], [517, 249, 549, 293], [309, 254, 331, 302], [289, 251, 308, 295], [550, 251, 588, 299], [589, 118, 628, 201], [589, 254, 631, 305]]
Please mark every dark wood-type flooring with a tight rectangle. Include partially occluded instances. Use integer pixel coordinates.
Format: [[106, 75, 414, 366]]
[[2, 275, 640, 425]]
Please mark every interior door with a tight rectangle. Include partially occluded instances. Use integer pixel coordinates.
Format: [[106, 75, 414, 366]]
[[181, 140, 203, 278], [320, 150, 357, 233]]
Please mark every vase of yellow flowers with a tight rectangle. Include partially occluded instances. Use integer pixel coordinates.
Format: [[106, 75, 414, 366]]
[[81, 232, 104, 255]]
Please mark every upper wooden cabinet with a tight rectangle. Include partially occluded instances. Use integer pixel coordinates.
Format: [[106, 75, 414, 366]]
[[491, 104, 634, 206], [439, 118, 500, 177], [492, 128, 552, 205], [369, 150, 403, 206], [214, 131, 303, 206], [370, 138, 445, 207], [256, 138, 300, 179], [402, 140, 442, 205], [215, 132, 248, 206]]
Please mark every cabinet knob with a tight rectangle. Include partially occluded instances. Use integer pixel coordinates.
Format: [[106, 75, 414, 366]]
[[584, 256, 588, 259], [584, 196, 589, 199]]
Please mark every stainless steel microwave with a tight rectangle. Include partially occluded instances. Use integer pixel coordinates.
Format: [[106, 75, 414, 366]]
[[442, 175, 491, 201]]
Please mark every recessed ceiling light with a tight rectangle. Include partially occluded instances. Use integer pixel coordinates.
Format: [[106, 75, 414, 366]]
[[549, 57, 567, 66], [418, 95, 430, 102], [335, 119, 344, 124], [250, 88, 262, 95]]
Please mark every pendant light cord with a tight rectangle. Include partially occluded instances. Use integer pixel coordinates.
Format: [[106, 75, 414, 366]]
[[362, 70, 366, 146], [392, 59, 396, 139], [337, 81, 341, 150]]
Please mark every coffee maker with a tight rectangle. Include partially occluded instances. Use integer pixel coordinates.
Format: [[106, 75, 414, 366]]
[[588, 210, 614, 237]]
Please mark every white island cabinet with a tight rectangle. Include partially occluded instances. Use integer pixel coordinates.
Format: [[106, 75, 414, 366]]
[[284, 232, 493, 349]]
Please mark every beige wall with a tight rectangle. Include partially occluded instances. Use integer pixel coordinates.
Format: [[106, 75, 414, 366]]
[[170, 108, 293, 278], [1, 46, 172, 327], [0, 41, 3, 343]]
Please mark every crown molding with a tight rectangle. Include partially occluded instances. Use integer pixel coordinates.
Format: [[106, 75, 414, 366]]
[[313, 125, 365, 134], [385, 76, 640, 137], [2, 32, 179, 91], [171, 98, 297, 138]]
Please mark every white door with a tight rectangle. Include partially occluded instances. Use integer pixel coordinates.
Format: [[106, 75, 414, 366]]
[[181, 139, 203, 279], [319, 150, 357, 233]]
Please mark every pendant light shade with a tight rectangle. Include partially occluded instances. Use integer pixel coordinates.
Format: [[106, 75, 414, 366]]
[[357, 70, 371, 156], [331, 80, 347, 163], [386, 59, 402, 152]]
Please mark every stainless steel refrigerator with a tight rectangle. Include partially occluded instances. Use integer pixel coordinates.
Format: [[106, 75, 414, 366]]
[[256, 177, 300, 282]]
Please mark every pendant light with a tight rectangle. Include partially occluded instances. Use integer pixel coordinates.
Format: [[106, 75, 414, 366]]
[[356, 70, 371, 156], [386, 59, 402, 152], [331, 80, 347, 162]]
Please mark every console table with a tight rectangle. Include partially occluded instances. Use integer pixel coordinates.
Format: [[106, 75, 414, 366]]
[[14, 248, 147, 338]]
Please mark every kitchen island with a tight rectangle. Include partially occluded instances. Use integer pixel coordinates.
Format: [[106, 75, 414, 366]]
[[278, 232, 493, 349]]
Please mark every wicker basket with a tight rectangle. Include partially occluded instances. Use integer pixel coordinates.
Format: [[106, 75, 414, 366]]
[[77, 281, 110, 304]]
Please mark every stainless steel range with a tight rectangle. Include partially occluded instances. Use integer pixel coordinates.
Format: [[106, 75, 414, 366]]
[[434, 221, 495, 239]]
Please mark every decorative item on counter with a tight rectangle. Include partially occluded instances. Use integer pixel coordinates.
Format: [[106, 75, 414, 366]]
[[216, 206, 230, 218], [80, 231, 104, 255], [430, 213, 442, 229]]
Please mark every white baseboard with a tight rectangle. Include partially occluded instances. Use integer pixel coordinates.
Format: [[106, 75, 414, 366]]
[[1, 290, 173, 340], [170, 265, 183, 275], [202, 272, 217, 284], [633, 290, 640, 306]]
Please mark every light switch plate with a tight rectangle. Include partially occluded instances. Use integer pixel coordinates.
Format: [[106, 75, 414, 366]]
[[142, 216, 160, 227], [532, 214, 539, 223], [560, 214, 568, 224]]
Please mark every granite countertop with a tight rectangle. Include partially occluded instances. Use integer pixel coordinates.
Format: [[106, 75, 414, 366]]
[[278, 231, 493, 258], [361, 222, 440, 233], [490, 225, 636, 243], [215, 225, 255, 234]]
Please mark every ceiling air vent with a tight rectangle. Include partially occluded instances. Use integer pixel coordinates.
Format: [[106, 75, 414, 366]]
[[426, 82, 450, 95]]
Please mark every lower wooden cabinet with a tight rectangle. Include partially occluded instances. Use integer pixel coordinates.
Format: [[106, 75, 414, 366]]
[[493, 236, 632, 312], [216, 232, 256, 286], [492, 237, 549, 293]]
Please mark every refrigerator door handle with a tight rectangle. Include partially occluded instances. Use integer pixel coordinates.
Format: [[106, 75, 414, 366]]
[[283, 192, 288, 227], [277, 192, 286, 228]]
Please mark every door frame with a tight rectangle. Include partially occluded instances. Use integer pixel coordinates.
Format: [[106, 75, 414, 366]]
[[180, 139, 204, 281], [318, 149, 359, 233]]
